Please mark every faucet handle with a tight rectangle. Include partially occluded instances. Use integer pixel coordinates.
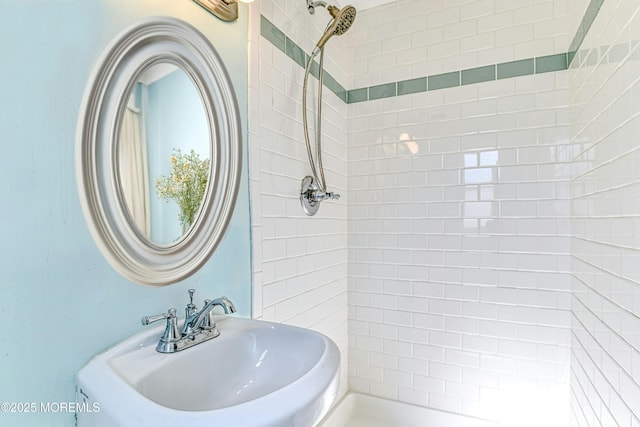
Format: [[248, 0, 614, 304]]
[[141, 308, 177, 325], [141, 309, 181, 352], [187, 289, 196, 311], [185, 288, 197, 319]]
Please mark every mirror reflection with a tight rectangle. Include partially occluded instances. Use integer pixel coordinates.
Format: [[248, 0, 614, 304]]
[[118, 63, 210, 245]]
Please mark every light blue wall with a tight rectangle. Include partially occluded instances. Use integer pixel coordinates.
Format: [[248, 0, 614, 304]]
[[0, 1, 250, 425], [144, 70, 210, 243]]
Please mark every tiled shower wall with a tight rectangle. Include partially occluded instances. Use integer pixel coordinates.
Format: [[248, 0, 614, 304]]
[[346, 1, 572, 425], [248, 0, 350, 398], [250, 0, 640, 425], [569, 0, 640, 425]]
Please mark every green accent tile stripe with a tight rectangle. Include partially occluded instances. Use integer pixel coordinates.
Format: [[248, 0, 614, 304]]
[[536, 53, 568, 74], [497, 59, 534, 79], [369, 82, 397, 100], [398, 77, 427, 96], [260, 16, 285, 53], [260, 0, 603, 104], [568, 0, 605, 65], [347, 51, 570, 103], [285, 37, 306, 68], [428, 71, 460, 91], [260, 16, 346, 101], [461, 65, 496, 85], [607, 42, 628, 63], [324, 73, 348, 103], [347, 88, 368, 103]]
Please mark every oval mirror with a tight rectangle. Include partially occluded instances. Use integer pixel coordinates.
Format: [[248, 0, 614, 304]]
[[76, 17, 242, 286], [118, 63, 210, 245]]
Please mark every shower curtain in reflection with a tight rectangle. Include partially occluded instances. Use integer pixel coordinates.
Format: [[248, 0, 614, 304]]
[[118, 106, 150, 236]]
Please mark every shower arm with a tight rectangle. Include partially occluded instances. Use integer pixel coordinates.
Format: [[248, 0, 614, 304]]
[[307, 0, 328, 14]]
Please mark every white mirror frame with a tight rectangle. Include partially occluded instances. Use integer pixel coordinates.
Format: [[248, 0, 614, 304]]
[[76, 17, 242, 286]]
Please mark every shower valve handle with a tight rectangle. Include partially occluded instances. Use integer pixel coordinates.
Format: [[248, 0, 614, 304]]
[[300, 176, 340, 216], [318, 191, 340, 201], [306, 187, 340, 202]]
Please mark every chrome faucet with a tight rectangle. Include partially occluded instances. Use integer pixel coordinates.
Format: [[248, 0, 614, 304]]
[[184, 296, 237, 332], [141, 289, 236, 353]]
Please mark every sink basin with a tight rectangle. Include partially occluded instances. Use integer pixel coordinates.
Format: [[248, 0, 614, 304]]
[[77, 316, 340, 427]]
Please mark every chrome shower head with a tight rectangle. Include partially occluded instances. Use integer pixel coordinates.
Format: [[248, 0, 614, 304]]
[[312, 4, 357, 55]]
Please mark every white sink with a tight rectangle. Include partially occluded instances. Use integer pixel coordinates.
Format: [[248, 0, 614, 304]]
[[77, 316, 340, 427]]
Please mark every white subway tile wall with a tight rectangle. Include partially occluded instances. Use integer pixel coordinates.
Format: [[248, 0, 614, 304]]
[[250, 0, 640, 426], [346, 1, 572, 426], [347, 0, 570, 89], [569, 0, 640, 425], [249, 0, 350, 399]]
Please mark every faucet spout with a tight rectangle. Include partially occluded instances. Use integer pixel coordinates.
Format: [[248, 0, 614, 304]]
[[187, 296, 237, 331]]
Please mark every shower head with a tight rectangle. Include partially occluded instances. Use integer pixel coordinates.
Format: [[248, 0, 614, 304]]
[[312, 4, 356, 55], [328, 5, 356, 35]]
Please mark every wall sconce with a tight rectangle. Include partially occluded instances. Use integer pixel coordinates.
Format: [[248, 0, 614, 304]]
[[194, 0, 254, 22]]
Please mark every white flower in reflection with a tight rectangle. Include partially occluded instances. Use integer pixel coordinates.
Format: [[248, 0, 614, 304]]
[[155, 148, 209, 231]]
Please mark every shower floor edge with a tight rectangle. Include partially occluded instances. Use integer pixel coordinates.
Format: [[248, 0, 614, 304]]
[[317, 392, 499, 427]]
